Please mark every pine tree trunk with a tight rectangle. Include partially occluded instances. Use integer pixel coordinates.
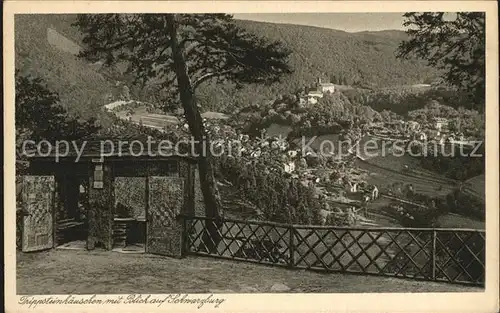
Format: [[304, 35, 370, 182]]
[[166, 15, 222, 253]]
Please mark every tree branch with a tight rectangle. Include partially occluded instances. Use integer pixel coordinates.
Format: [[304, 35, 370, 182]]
[[192, 70, 232, 90]]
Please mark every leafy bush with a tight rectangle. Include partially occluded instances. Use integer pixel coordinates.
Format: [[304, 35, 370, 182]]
[[418, 145, 485, 181], [214, 154, 322, 225], [385, 182, 484, 228], [384, 185, 448, 227], [15, 72, 101, 142], [204, 120, 322, 225], [235, 91, 380, 140], [189, 19, 438, 114], [443, 189, 484, 220], [344, 86, 484, 115]]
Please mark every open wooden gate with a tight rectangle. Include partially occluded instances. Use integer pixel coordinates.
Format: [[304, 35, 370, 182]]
[[146, 176, 184, 257], [21, 175, 55, 252]]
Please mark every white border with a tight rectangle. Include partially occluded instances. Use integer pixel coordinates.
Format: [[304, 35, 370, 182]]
[[3, 2, 499, 313]]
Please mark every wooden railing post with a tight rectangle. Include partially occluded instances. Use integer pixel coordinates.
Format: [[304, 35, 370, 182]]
[[431, 230, 437, 280], [180, 214, 187, 257], [289, 225, 295, 268]]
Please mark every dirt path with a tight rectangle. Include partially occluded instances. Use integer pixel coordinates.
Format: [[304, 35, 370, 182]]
[[17, 250, 481, 294]]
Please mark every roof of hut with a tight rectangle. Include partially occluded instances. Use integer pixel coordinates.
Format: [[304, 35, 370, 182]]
[[22, 134, 197, 161]]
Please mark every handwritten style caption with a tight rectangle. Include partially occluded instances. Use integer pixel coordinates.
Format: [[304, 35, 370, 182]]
[[19, 294, 226, 309]]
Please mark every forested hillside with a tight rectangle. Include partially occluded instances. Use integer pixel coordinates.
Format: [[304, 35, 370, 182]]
[[15, 14, 439, 117], [235, 20, 437, 87], [14, 14, 111, 122], [197, 20, 439, 112]]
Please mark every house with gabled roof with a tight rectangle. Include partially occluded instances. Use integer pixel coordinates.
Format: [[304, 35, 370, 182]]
[[305, 77, 336, 104], [432, 117, 449, 131], [306, 90, 324, 104]]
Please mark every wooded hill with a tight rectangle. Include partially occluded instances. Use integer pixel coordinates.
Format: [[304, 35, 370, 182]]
[[15, 14, 439, 118], [234, 20, 437, 87], [15, 14, 111, 122], [198, 20, 439, 112]]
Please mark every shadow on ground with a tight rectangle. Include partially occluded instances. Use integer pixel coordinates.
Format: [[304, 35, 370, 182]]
[[17, 250, 483, 294]]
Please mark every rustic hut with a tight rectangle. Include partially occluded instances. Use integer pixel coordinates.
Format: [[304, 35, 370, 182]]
[[18, 135, 204, 258]]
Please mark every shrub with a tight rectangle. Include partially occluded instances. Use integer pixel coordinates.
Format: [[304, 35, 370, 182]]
[[444, 189, 484, 220], [214, 153, 322, 225]]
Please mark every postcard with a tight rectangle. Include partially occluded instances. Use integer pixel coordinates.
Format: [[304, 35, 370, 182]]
[[3, 1, 499, 312]]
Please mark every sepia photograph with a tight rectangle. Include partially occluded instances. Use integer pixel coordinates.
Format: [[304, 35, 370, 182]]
[[3, 1, 499, 312]]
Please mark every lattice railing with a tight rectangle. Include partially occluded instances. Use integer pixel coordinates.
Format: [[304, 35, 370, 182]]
[[182, 216, 485, 286], [184, 216, 292, 267]]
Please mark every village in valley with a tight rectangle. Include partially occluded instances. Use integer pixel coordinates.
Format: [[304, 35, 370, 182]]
[[14, 12, 487, 294], [102, 75, 484, 229]]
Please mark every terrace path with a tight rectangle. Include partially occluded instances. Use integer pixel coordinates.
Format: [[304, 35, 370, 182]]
[[17, 250, 481, 294]]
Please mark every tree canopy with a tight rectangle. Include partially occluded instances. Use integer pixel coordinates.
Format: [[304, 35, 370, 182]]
[[74, 14, 292, 111], [15, 71, 100, 142], [74, 14, 293, 249], [397, 12, 485, 107]]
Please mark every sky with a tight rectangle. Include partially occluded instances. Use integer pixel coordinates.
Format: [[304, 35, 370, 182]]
[[233, 13, 407, 32]]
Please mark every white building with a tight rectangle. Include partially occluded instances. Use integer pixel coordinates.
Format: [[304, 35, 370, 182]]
[[433, 117, 449, 131], [317, 78, 335, 94], [284, 161, 296, 173], [371, 185, 379, 200], [345, 181, 358, 193], [414, 131, 427, 141], [306, 91, 323, 104], [439, 135, 446, 145], [303, 78, 335, 104], [407, 121, 420, 131], [104, 100, 134, 111]]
